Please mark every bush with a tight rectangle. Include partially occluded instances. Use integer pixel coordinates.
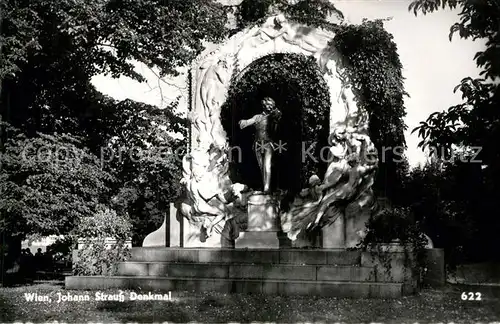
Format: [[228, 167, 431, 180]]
[[362, 207, 422, 244], [358, 207, 428, 285], [46, 236, 73, 272], [73, 208, 132, 276]]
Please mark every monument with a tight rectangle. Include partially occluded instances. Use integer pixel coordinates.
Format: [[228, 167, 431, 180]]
[[236, 96, 282, 247], [66, 12, 445, 298], [238, 96, 281, 194], [176, 14, 378, 249]]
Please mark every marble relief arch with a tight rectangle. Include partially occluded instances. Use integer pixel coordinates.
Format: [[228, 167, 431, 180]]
[[179, 14, 378, 247]]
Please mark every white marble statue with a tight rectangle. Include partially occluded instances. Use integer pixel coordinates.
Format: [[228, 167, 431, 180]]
[[196, 56, 232, 150], [280, 124, 377, 241], [180, 145, 233, 237], [240, 15, 294, 49]]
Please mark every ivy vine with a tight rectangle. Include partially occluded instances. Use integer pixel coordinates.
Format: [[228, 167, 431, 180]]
[[332, 19, 409, 200]]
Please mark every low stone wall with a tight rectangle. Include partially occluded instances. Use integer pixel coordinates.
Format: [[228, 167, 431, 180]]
[[361, 246, 445, 289]]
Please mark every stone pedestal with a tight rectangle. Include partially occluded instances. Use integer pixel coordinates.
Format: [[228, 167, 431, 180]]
[[246, 192, 279, 231], [236, 192, 279, 248], [235, 232, 279, 249], [322, 214, 345, 248], [322, 193, 373, 248]]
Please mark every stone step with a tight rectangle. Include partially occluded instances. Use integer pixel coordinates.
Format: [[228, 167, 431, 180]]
[[117, 262, 394, 282], [130, 248, 361, 265], [65, 276, 408, 298]]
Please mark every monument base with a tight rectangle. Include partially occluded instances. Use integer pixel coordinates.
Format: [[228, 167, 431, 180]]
[[67, 247, 437, 298], [247, 192, 279, 231], [235, 231, 279, 249], [233, 192, 280, 248], [322, 215, 345, 248]]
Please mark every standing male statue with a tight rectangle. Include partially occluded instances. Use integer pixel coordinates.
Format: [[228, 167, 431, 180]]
[[239, 97, 282, 193]]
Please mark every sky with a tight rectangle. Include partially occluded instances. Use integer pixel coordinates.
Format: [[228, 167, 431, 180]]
[[91, 0, 485, 167]]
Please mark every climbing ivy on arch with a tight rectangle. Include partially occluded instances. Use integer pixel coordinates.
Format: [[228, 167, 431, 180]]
[[333, 19, 409, 203]]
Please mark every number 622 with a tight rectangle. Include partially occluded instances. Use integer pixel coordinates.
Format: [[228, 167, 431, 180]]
[[461, 292, 481, 301]]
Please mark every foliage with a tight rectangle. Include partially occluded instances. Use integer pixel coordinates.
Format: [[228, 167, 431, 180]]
[[221, 53, 330, 192], [46, 236, 73, 265], [236, 0, 343, 29], [283, 0, 344, 25], [0, 126, 114, 239], [1, 0, 223, 138], [101, 99, 187, 246], [0, 96, 186, 244], [402, 159, 489, 266], [0, 0, 228, 82], [359, 207, 428, 286], [408, 0, 500, 264], [76, 207, 131, 240], [409, 0, 500, 81], [73, 207, 132, 276], [1, 0, 190, 243], [410, 0, 500, 179], [333, 20, 409, 202], [362, 208, 425, 245], [236, 0, 275, 28]]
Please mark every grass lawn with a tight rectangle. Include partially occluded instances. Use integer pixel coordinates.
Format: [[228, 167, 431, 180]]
[[0, 282, 499, 323]]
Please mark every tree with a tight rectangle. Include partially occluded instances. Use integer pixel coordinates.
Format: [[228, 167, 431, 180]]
[[402, 158, 485, 265], [1, 0, 228, 81], [1, 0, 202, 244], [0, 126, 114, 239], [409, 0, 500, 261], [410, 0, 500, 167], [0, 0, 228, 138], [235, 1, 410, 203], [101, 99, 187, 245]]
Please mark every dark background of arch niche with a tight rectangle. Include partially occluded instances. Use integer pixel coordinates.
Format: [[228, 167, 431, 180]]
[[221, 53, 331, 195]]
